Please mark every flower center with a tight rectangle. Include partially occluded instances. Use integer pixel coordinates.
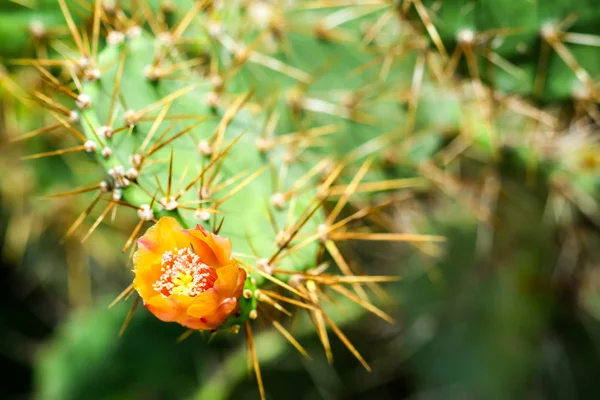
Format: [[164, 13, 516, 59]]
[[153, 247, 217, 297]]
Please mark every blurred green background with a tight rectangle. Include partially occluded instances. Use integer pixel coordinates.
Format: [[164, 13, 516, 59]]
[[2, 1, 600, 399]]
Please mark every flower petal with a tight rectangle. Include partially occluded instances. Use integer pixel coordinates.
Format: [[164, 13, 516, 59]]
[[187, 234, 220, 266], [187, 289, 220, 319], [213, 263, 241, 295], [206, 297, 238, 326], [187, 227, 232, 267], [134, 217, 189, 272], [145, 295, 180, 322]]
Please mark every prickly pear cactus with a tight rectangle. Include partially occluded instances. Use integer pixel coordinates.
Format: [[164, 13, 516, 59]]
[[17, 3, 434, 396], [9, 0, 600, 399]]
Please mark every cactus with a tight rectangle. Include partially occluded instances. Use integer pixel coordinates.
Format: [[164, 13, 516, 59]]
[[16, 3, 432, 396], [413, 0, 600, 102], [7, 0, 600, 399]]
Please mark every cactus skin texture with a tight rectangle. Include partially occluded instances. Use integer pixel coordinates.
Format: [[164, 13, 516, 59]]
[[7, 0, 600, 399]]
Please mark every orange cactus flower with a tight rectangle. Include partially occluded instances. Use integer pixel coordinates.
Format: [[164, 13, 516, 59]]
[[133, 216, 246, 330]]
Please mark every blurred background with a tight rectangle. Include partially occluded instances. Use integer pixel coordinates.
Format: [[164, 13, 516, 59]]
[[2, 1, 600, 399]]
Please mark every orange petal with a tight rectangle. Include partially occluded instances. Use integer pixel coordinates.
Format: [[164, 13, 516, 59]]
[[213, 263, 240, 295], [206, 233, 232, 266], [187, 234, 220, 266], [179, 316, 214, 331], [187, 228, 232, 267], [133, 241, 162, 275], [204, 297, 238, 326], [186, 289, 220, 318], [133, 270, 162, 300], [145, 295, 181, 322], [234, 268, 247, 297], [192, 297, 238, 328], [155, 216, 190, 249]]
